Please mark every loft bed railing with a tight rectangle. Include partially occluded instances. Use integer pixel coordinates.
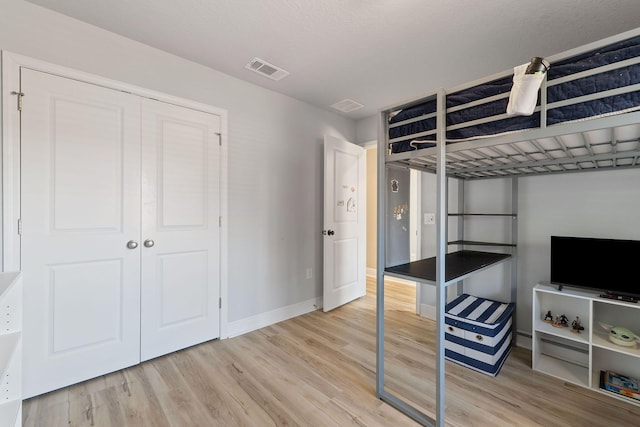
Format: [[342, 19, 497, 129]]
[[385, 28, 640, 180], [391, 110, 640, 179]]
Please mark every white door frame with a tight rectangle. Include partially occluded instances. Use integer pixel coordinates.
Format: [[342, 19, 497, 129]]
[[1, 51, 230, 338]]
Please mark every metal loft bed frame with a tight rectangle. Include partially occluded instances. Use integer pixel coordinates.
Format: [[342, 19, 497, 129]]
[[376, 27, 640, 427]]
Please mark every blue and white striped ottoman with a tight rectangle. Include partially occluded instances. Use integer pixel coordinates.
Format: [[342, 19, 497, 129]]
[[444, 293, 515, 376]]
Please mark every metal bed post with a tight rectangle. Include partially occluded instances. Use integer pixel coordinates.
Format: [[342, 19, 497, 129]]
[[456, 179, 465, 297], [377, 111, 436, 426], [377, 94, 447, 427], [435, 89, 447, 427], [376, 111, 387, 398], [510, 177, 518, 343]]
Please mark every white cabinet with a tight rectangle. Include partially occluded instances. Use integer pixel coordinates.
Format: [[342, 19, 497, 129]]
[[533, 283, 640, 407], [0, 272, 22, 427]]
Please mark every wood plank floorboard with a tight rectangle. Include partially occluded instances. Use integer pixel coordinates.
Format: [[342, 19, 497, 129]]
[[23, 278, 639, 426]]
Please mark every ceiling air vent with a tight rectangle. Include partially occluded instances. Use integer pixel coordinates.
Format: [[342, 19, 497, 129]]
[[331, 98, 364, 113], [245, 57, 290, 81]]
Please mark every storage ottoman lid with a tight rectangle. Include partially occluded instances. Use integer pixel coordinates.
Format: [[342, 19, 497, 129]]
[[445, 294, 515, 331]]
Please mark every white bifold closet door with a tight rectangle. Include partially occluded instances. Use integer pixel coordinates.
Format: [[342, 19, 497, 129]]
[[140, 98, 220, 362], [21, 69, 142, 398], [21, 68, 220, 398]]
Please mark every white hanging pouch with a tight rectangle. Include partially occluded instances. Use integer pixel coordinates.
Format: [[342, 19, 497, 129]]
[[506, 63, 545, 116]]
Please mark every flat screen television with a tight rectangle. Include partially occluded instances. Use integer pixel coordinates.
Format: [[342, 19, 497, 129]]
[[550, 236, 640, 302]]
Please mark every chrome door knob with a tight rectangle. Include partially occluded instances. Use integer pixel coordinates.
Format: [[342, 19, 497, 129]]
[[144, 239, 155, 248], [126, 240, 139, 249]]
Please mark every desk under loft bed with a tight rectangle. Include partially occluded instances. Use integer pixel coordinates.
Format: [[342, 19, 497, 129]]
[[376, 27, 640, 427]]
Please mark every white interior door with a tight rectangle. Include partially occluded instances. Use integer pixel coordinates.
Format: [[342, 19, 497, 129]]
[[140, 98, 221, 361], [323, 135, 366, 312], [21, 69, 142, 398]]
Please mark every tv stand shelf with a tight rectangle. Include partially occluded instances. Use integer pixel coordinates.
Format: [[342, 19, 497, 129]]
[[533, 283, 640, 408]]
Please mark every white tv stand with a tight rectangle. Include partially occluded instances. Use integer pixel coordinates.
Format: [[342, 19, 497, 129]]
[[532, 283, 640, 407]]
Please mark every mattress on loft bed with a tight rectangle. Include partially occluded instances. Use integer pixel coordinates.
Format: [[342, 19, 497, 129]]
[[388, 35, 640, 153], [546, 34, 640, 125], [444, 293, 515, 376], [388, 100, 438, 153], [387, 76, 539, 153]]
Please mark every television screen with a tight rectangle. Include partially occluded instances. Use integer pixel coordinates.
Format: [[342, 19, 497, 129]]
[[550, 236, 640, 300]]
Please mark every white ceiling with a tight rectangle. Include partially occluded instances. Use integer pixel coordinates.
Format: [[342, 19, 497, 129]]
[[25, 0, 640, 120]]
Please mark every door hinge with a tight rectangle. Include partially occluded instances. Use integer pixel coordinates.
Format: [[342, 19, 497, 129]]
[[216, 132, 222, 146], [11, 91, 24, 111], [17, 218, 22, 236], [219, 297, 222, 309], [219, 216, 222, 227]]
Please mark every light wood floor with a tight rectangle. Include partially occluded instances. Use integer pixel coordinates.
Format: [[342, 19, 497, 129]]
[[23, 279, 639, 426]]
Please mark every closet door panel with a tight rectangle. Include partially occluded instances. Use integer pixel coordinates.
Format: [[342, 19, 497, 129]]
[[50, 97, 124, 230], [49, 260, 124, 353], [140, 98, 220, 361], [158, 120, 207, 227], [157, 251, 208, 324], [21, 69, 142, 398]]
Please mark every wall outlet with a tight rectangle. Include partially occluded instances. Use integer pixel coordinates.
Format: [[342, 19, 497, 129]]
[[424, 213, 435, 225], [306, 268, 313, 279]]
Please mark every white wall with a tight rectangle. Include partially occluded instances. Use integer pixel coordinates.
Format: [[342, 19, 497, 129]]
[[0, 0, 356, 328], [461, 178, 514, 304], [356, 115, 378, 145]]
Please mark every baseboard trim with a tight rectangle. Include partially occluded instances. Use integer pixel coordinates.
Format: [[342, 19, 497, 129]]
[[515, 330, 532, 350], [226, 297, 321, 338], [419, 303, 436, 320]]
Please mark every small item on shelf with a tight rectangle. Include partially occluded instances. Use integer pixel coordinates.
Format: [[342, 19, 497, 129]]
[[599, 323, 640, 347], [553, 314, 569, 328], [601, 370, 640, 401], [571, 316, 585, 333], [560, 314, 569, 327], [543, 310, 553, 323]]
